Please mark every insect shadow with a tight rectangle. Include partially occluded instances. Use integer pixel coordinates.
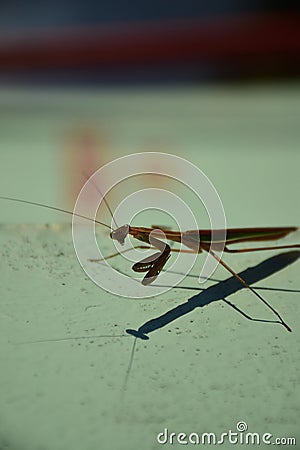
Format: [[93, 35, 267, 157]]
[[127, 251, 300, 340]]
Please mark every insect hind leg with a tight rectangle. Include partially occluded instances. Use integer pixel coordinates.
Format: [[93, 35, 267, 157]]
[[224, 244, 300, 253], [208, 249, 292, 332]]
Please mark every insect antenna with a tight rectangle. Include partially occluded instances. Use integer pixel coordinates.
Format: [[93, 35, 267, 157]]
[[82, 171, 119, 229], [0, 196, 112, 230]]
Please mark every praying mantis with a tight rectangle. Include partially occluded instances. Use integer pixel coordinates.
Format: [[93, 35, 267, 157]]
[[0, 195, 299, 333]]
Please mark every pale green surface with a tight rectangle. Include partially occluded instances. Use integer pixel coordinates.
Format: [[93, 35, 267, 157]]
[[1, 225, 300, 450], [0, 83, 300, 449]]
